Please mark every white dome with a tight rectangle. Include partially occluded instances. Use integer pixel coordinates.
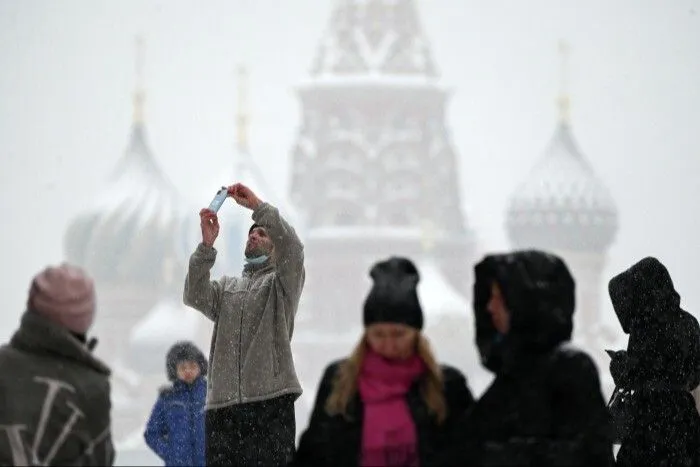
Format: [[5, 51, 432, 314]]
[[65, 124, 194, 286], [128, 296, 201, 374], [130, 297, 200, 346], [506, 122, 618, 252], [416, 256, 470, 327]]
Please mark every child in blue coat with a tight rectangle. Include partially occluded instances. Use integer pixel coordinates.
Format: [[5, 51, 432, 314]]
[[144, 341, 207, 466]]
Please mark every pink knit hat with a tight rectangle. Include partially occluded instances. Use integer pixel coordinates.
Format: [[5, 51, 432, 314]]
[[29, 263, 96, 335]]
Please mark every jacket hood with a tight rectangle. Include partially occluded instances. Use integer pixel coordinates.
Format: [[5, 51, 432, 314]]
[[608, 257, 681, 334], [473, 250, 575, 373], [608, 257, 700, 388], [10, 310, 111, 376], [166, 341, 208, 381]]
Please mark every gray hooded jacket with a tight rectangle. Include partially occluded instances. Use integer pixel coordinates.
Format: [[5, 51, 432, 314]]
[[183, 202, 305, 409]]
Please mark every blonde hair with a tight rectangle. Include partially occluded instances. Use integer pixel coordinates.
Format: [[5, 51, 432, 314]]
[[325, 332, 447, 424]]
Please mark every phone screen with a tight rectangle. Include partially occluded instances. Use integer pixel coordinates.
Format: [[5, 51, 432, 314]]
[[208, 188, 228, 212]]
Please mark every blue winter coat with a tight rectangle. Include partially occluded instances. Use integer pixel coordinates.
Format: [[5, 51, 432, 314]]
[[144, 377, 207, 466]]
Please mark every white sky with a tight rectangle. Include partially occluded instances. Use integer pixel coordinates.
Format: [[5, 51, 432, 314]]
[[1, 0, 699, 340]]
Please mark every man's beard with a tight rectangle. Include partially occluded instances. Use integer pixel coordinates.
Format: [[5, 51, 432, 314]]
[[245, 244, 269, 259]]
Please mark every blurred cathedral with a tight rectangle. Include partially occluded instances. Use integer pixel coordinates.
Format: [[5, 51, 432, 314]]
[[505, 41, 620, 395], [287, 0, 485, 421], [288, 0, 622, 427], [62, 0, 624, 463], [63, 37, 197, 463]]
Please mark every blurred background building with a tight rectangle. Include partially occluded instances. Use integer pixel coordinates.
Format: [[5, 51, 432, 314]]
[[59, 0, 623, 464]]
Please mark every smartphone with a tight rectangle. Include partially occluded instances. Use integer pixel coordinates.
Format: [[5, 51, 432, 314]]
[[208, 186, 228, 213]]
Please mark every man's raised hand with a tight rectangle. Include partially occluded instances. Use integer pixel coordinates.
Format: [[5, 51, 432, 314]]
[[199, 208, 220, 247], [228, 183, 263, 211]]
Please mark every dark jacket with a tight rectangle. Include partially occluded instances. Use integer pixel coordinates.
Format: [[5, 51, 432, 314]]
[[292, 359, 474, 466], [0, 310, 114, 466], [144, 377, 207, 466], [608, 257, 700, 466], [455, 250, 614, 466]]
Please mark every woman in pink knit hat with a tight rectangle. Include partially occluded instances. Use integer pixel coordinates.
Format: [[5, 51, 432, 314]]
[[0, 263, 115, 466]]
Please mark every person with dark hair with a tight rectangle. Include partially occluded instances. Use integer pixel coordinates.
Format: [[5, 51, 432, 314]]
[[607, 257, 700, 466], [0, 264, 114, 465], [293, 256, 474, 467], [184, 182, 305, 466], [144, 341, 208, 466], [453, 250, 614, 466]]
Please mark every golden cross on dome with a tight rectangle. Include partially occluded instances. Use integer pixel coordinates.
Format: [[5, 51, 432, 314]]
[[133, 35, 145, 124], [557, 39, 571, 124], [236, 65, 250, 153]]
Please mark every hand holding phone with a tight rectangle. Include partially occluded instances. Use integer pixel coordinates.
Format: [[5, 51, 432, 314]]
[[208, 186, 229, 213], [228, 183, 263, 211], [199, 208, 219, 247]]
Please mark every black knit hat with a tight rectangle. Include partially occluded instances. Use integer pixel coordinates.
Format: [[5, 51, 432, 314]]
[[166, 341, 208, 382], [363, 257, 423, 330]]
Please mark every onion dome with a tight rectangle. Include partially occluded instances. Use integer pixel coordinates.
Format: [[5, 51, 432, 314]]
[[64, 37, 191, 287], [506, 42, 618, 252]]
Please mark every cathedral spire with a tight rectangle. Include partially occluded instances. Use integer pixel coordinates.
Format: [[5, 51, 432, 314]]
[[236, 65, 250, 153], [311, 0, 437, 77], [556, 39, 571, 125], [133, 35, 145, 124]]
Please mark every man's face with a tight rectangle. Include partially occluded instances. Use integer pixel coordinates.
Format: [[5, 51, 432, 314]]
[[245, 227, 273, 258]]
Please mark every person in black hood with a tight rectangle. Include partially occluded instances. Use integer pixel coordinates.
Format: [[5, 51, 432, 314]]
[[607, 257, 700, 467], [452, 250, 615, 466]]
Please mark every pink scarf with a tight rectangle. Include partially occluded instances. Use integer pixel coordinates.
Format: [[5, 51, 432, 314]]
[[358, 349, 426, 467]]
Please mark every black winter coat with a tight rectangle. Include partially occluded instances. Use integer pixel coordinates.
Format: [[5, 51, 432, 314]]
[[292, 360, 474, 466], [453, 250, 615, 466], [608, 257, 700, 467]]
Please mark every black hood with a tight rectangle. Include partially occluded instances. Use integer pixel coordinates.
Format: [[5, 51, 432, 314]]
[[608, 256, 681, 334], [473, 250, 575, 373], [608, 257, 700, 388], [166, 341, 208, 382]]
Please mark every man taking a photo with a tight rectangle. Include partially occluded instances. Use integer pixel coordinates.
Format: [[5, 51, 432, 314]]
[[184, 182, 305, 466]]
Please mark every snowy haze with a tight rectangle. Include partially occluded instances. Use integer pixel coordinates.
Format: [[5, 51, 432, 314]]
[[1, 0, 699, 364]]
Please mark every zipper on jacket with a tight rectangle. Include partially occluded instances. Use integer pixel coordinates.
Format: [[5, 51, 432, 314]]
[[189, 385, 195, 463], [238, 274, 255, 403]]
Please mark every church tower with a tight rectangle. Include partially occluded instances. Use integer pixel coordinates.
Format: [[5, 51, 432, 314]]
[[62, 36, 192, 440], [288, 0, 475, 334], [506, 42, 620, 386]]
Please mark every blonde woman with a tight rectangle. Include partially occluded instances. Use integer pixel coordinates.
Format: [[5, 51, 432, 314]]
[[293, 257, 474, 467]]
